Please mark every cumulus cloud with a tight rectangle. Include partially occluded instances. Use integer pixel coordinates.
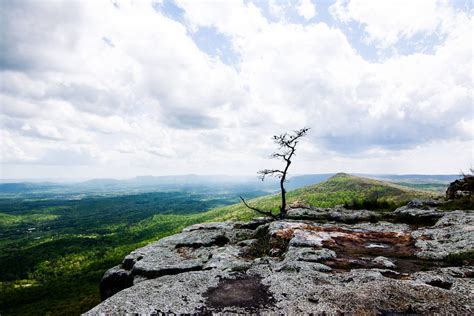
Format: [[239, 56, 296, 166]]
[[329, 0, 456, 49], [297, 0, 316, 20], [0, 0, 472, 179]]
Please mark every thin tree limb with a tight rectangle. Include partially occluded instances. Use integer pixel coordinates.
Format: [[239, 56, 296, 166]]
[[239, 196, 277, 219]]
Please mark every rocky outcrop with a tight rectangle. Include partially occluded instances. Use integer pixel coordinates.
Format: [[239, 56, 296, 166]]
[[287, 205, 381, 223], [392, 199, 445, 224], [412, 211, 474, 260], [87, 205, 473, 315], [446, 175, 474, 199]]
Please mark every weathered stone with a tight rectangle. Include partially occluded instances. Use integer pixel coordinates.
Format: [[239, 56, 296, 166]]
[[88, 203, 474, 315], [393, 204, 444, 224], [87, 270, 223, 315], [287, 207, 380, 223], [234, 217, 271, 230], [267, 221, 307, 236], [276, 259, 333, 273], [308, 276, 472, 314], [223, 228, 255, 244], [353, 221, 411, 233], [237, 238, 258, 247], [372, 256, 397, 269], [203, 245, 251, 271], [412, 211, 474, 259], [406, 199, 443, 208], [183, 219, 270, 233], [121, 254, 135, 270], [413, 271, 454, 290], [286, 207, 329, 220], [155, 229, 230, 248], [434, 210, 474, 227], [289, 229, 344, 247], [132, 246, 211, 278], [203, 274, 275, 311], [99, 266, 133, 300], [284, 246, 336, 262], [446, 175, 474, 199], [182, 221, 237, 232]]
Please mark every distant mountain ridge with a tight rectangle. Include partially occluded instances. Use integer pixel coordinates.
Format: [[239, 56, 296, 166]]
[[0, 173, 459, 196]]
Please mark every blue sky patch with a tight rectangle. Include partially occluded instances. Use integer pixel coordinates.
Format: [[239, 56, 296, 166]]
[[191, 26, 240, 65], [152, 0, 185, 23]]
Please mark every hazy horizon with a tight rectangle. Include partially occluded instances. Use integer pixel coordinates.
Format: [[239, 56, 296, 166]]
[[1, 0, 472, 179], [0, 171, 463, 183]]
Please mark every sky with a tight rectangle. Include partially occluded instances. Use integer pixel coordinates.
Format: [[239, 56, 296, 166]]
[[0, 0, 473, 180]]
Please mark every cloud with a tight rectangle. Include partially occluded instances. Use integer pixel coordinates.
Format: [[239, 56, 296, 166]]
[[297, 0, 316, 20], [0, 0, 472, 179], [0, 0, 84, 72], [329, 0, 455, 49]]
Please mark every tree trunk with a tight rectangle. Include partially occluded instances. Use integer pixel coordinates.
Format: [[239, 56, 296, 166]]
[[279, 159, 291, 218]]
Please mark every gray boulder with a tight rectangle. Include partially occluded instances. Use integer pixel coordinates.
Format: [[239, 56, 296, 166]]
[[371, 256, 397, 269], [393, 204, 444, 224]]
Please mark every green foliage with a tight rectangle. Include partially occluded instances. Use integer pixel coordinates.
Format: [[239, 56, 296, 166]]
[[289, 173, 436, 208], [438, 196, 474, 210], [343, 198, 400, 211], [243, 226, 272, 258], [0, 190, 249, 315], [443, 250, 474, 266], [393, 182, 448, 193]]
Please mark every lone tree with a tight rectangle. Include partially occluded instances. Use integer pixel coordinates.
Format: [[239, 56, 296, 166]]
[[240, 127, 310, 219]]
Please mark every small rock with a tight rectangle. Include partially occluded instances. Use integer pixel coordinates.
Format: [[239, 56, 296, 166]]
[[285, 246, 337, 262], [372, 256, 396, 269]]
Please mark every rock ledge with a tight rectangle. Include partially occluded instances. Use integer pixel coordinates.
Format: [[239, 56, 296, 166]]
[[86, 206, 473, 315]]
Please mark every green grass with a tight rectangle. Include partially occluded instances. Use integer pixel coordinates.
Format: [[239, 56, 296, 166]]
[[208, 173, 438, 217], [439, 196, 474, 210], [0, 173, 439, 315]]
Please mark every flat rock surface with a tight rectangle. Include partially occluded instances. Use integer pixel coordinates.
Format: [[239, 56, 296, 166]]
[[87, 205, 474, 315], [287, 206, 381, 222]]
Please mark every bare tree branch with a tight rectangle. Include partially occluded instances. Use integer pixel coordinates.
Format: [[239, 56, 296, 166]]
[[271, 152, 288, 160], [239, 196, 277, 219], [257, 169, 284, 181]]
